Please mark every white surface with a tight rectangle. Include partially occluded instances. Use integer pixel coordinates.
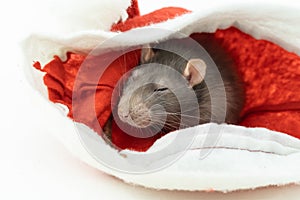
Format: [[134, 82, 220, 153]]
[[2, 0, 300, 199]]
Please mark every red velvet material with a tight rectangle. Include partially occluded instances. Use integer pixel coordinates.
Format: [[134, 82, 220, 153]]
[[34, 51, 140, 134], [111, 7, 190, 32], [212, 29, 300, 139], [126, 0, 140, 19], [34, 7, 300, 151]]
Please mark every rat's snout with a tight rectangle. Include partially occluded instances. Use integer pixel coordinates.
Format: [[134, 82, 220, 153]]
[[118, 101, 151, 128], [130, 103, 151, 128], [118, 106, 130, 122]]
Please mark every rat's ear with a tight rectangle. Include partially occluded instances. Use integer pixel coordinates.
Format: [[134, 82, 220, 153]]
[[183, 59, 207, 87], [141, 44, 155, 63]]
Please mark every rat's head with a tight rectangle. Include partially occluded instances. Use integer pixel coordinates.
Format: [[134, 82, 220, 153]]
[[116, 47, 206, 133]]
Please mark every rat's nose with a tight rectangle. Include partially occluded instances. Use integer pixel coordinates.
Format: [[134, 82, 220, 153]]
[[118, 107, 130, 122], [130, 104, 151, 128]]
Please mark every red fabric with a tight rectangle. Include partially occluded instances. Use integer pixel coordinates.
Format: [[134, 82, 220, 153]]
[[34, 7, 300, 151], [34, 51, 140, 134], [111, 120, 163, 151], [111, 7, 190, 32], [126, 0, 140, 19], [211, 29, 300, 139]]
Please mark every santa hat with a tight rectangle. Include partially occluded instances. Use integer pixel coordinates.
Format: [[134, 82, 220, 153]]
[[22, 0, 300, 192]]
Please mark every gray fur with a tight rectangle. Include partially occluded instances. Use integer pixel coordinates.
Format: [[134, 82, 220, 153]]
[[117, 36, 245, 134]]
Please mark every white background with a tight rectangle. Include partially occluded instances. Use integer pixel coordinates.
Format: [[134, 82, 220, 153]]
[[1, 0, 300, 199]]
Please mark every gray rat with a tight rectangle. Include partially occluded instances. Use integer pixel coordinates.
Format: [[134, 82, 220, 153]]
[[107, 35, 244, 138]]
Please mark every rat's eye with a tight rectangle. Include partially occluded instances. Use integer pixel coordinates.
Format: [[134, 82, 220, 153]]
[[154, 87, 168, 92]]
